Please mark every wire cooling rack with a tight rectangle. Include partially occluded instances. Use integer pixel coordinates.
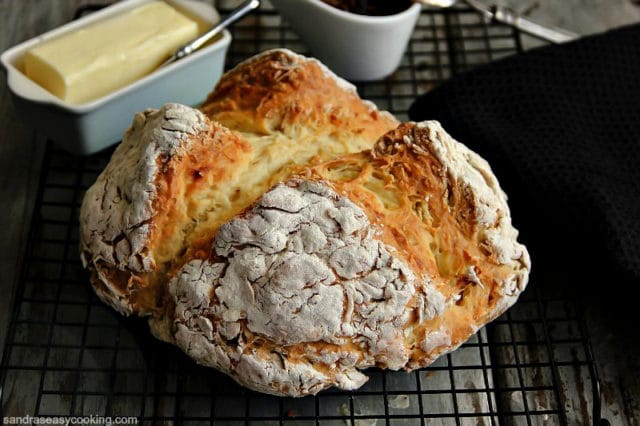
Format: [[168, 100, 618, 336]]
[[1, 2, 606, 425]]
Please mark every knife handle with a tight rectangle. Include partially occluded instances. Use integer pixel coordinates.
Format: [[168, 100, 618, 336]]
[[465, 0, 579, 44], [493, 5, 579, 43]]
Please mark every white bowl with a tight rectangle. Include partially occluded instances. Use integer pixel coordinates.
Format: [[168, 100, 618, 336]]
[[270, 0, 421, 81], [1, 0, 231, 155]]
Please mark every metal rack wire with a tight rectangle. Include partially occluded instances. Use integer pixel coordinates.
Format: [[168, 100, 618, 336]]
[[0, 2, 606, 425]]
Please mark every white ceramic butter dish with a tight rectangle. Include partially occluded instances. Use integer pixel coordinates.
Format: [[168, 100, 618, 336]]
[[1, 0, 231, 155]]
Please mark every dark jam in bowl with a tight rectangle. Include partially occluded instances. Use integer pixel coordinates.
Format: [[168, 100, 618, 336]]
[[321, 0, 414, 16]]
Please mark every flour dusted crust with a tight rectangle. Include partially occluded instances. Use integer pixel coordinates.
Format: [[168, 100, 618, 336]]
[[80, 49, 530, 396], [170, 180, 421, 394], [165, 122, 529, 395], [79, 104, 209, 315], [80, 49, 398, 319]]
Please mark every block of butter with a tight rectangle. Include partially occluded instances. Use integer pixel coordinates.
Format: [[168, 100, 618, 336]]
[[23, 1, 201, 104]]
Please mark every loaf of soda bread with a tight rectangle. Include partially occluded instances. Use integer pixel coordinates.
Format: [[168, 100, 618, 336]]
[[80, 49, 530, 396]]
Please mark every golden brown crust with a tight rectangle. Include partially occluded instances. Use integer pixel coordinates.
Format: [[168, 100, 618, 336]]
[[303, 121, 529, 369], [201, 49, 397, 139], [137, 121, 253, 314], [155, 121, 528, 396], [80, 50, 529, 397], [81, 49, 398, 318]]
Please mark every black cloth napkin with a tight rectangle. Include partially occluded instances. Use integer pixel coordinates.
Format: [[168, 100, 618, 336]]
[[409, 25, 640, 295]]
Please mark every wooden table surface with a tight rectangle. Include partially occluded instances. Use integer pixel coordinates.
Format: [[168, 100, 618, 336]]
[[0, 0, 108, 365], [1, 1, 639, 424]]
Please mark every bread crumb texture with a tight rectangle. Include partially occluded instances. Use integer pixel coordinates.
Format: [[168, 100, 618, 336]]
[[80, 49, 529, 396]]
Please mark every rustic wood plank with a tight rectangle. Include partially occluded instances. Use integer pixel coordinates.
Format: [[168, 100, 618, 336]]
[[0, 1, 112, 418], [0, 0, 114, 351]]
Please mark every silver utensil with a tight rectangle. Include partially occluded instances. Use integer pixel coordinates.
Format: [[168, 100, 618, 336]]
[[417, 0, 578, 43], [160, 0, 261, 68]]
